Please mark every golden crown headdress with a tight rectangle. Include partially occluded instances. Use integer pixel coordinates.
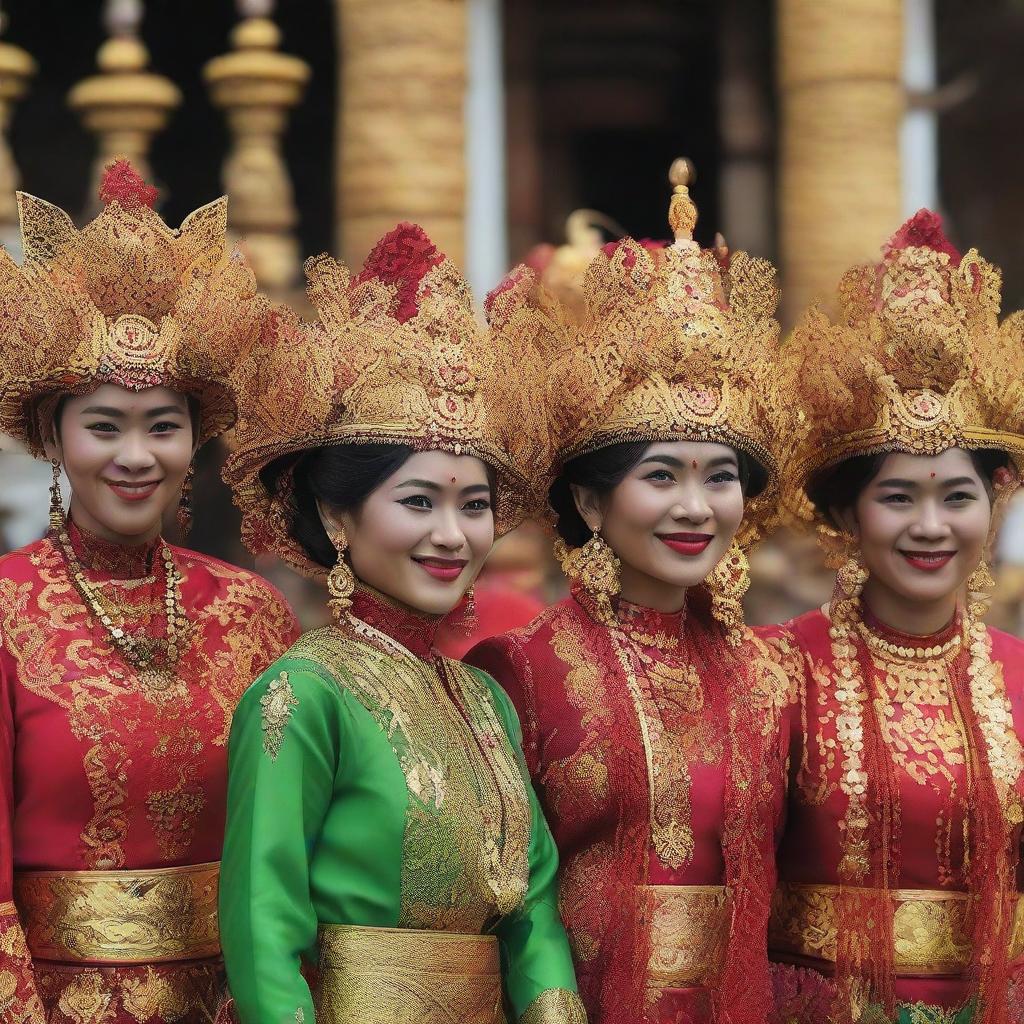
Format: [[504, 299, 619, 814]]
[[223, 222, 548, 576], [0, 160, 266, 455], [788, 209, 1024, 497], [539, 159, 786, 539]]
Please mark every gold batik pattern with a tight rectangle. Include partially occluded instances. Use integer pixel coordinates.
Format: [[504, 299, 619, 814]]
[[289, 624, 531, 931], [520, 987, 588, 1024], [0, 539, 295, 869]]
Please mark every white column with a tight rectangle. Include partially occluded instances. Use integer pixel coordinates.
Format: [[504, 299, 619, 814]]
[[465, 0, 508, 297]]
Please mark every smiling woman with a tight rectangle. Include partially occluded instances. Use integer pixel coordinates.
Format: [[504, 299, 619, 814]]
[[217, 224, 585, 1024], [467, 167, 795, 1024], [764, 211, 1024, 1024], [0, 163, 300, 1024]]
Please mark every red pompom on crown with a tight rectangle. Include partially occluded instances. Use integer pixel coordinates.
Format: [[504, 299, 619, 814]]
[[354, 222, 445, 323], [884, 208, 961, 264], [98, 159, 158, 211]]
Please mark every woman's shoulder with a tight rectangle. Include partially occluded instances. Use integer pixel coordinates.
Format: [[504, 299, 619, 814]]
[[467, 596, 586, 664], [236, 633, 346, 713], [173, 546, 295, 612], [0, 536, 57, 583], [755, 607, 830, 647]]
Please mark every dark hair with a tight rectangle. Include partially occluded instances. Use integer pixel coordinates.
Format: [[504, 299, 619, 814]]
[[548, 440, 760, 547], [262, 442, 415, 569], [808, 447, 1009, 526]]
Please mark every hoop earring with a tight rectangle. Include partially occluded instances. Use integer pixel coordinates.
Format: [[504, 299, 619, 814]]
[[707, 542, 750, 646], [555, 529, 621, 626], [176, 465, 194, 536], [49, 458, 65, 532], [326, 528, 355, 622]]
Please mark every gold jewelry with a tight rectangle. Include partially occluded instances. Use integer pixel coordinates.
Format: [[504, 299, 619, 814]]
[[966, 560, 996, 620], [856, 621, 962, 661], [554, 529, 621, 626], [176, 464, 194, 536], [707, 541, 750, 646], [835, 552, 868, 601], [49, 458, 64, 531], [53, 525, 189, 694], [326, 529, 355, 623]]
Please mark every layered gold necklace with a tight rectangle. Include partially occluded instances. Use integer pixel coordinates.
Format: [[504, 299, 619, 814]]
[[53, 520, 190, 694]]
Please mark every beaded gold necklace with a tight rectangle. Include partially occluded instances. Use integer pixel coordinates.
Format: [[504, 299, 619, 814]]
[[53, 514, 189, 694]]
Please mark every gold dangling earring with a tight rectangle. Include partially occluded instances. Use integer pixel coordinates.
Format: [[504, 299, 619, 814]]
[[835, 550, 868, 601], [554, 528, 621, 626], [450, 583, 479, 636], [176, 465, 194, 536], [708, 541, 750, 646], [966, 559, 995, 621], [326, 528, 355, 622], [49, 458, 66, 532]]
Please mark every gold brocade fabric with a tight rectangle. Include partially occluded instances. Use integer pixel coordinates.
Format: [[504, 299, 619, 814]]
[[769, 883, 1024, 975], [314, 924, 504, 1023], [14, 863, 219, 964], [519, 988, 588, 1024], [290, 625, 531, 930], [642, 884, 729, 989]]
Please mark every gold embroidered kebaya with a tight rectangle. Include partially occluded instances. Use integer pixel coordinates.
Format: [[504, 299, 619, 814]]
[[0, 160, 267, 454], [260, 670, 299, 762]]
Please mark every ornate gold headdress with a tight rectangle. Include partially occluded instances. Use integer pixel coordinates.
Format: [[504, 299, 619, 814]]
[[541, 158, 786, 540], [0, 160, 266, 455], [788, 209, 1024, 496], [223, 222, 548, 576]]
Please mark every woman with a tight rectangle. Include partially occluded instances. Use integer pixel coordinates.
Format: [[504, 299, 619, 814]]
[[218, 223, 586, 1023], [0, 162, 300, 1023], [766, 212, 1024, 1024], [467, 163, 793, 1024]]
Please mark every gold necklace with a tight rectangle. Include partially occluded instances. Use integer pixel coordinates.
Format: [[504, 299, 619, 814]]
[[54, 522, 189, 693], [855, 620, 962, 661]]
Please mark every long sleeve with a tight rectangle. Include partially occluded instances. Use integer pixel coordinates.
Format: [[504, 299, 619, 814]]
[[483, 676, 586, 1024], [219, 659, 342, 1024], [0, 654, 44, 1024]]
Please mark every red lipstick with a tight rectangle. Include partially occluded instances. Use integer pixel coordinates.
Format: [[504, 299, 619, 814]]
[[103, 479, 162, 503], [899, 550, 955, 573], [412, 556, 468, 582], [658, 532, 714, 556]]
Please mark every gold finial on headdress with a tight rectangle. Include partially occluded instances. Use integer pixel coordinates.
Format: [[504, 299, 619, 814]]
[[668, 156, 698, 245]]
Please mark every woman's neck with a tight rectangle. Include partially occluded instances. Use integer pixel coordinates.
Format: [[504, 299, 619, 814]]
[[67, 499, 163, 548], [617, 562, 687, 614], [859, 574, 958, 637]]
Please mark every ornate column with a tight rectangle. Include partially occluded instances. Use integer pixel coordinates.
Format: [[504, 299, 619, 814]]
[[205, 1, 309, 295], [0, 11, 34, 250], [777, 0, 903, 322], [334, 0, 467, 267], [67, 0, 180, 211]]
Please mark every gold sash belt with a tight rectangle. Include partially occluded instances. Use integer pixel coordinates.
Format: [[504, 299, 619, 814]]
[[315, 924, 504, 1023], [13, 861, 220, 965], [769, 883, 1024, 976], [641, 884, 729, 988]]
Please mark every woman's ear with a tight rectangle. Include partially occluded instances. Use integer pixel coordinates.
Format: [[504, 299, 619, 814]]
[[830, 504, 860, 540], [41, 417, 61, 463], [570, 483, 604, 534], [316, 499, 352, 541]]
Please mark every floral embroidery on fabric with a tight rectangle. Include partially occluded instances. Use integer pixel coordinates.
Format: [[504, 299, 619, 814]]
[[260, 671, 299, 762]]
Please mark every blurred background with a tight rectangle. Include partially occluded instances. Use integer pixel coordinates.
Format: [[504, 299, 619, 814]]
[[3, 0, 1024, 639]]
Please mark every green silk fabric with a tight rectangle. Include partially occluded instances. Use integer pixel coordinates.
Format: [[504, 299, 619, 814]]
[[219, 650, 579, 1023]]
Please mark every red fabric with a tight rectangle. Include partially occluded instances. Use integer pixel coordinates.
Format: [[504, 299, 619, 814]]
[[348, 585, 442, 660], [0, 523, 299, 1023], [437, 579, 545, 660], [467, 585, 789, 1024], [98, 159, 158, 211], [352, 222, 445, 323], [762, 608, 1024, 1021]]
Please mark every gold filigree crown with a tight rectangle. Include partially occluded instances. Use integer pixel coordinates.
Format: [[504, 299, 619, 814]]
[[538, 158, 786, 539], [789, 210, 1024, 498], [0, 160, 266, 455], [223, 222, 549, 576]]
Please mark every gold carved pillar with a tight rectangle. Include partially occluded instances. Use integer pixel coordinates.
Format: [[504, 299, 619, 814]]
[[777, 0, 903, 322], [335, 0, 467, 267], [205, 4, 309, 295], [68, 1, 180, 211], [0, 20, 34, 246]]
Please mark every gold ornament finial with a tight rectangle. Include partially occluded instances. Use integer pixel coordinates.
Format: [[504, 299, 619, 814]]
[[668, 156, 698, 244]]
